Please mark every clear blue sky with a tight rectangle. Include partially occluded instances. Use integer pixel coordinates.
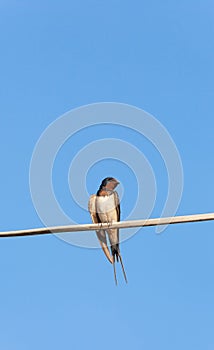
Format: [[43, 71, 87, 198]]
[[1, 1, 214, 349]]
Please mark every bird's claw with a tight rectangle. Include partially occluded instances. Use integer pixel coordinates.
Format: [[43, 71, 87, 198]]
[[107, 220, 113, 228]]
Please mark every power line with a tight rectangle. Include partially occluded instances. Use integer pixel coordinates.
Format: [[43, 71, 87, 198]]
[[0, 212, 214, 238]]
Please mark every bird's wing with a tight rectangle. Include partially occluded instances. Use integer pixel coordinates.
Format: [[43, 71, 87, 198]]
[[88, 194, 113, 264], [114, 191, 120, 221], [112, 191, 127, 284], [88, 194, 100, 224], [107, 191, 120, 260]]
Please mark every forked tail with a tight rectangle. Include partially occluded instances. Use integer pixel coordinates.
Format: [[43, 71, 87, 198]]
[[112, 250, 128, 285]]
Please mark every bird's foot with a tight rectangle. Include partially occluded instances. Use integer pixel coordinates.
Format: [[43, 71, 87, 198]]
[[107, 220, 114, 228]]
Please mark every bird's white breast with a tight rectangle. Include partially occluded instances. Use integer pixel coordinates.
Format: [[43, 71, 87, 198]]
[[96, 193, 115, 212], [96, 193, 117, 222]]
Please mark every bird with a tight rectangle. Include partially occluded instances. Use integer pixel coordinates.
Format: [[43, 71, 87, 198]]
[[88, 177, 127, 285]]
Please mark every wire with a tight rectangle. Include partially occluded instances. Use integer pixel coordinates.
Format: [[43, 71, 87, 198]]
[[0, 212, 214, 238]]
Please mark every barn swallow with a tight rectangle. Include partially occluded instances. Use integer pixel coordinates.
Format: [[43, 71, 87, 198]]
[[88, 177, 127, 285]]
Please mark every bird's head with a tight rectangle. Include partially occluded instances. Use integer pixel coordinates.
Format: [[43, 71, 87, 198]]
[[100, 177, 120, 191]]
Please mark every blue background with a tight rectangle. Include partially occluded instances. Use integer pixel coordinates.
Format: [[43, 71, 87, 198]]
[[1, 1, 214, 349]]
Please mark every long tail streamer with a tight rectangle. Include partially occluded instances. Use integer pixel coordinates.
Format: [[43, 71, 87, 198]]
[[119, 254, 128, 284]]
